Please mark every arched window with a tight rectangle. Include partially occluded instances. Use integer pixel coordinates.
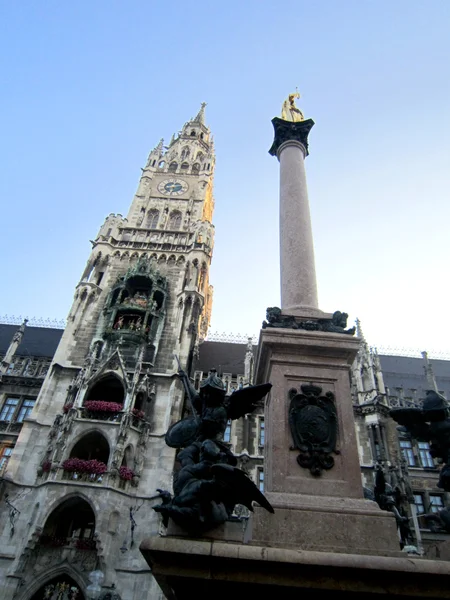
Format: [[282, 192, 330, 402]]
[[197, 152, 204, 162], [181, 162, 189, 170], [147, 210, 159, 229], [168, 162, 178, 173], [169, 211, 182, 229], [85, 375, 124, 406], [181, 146, 190, 160], [70, 431, 110, 464], [190, 130, 196, 137], [41, 497, 96, 545], [158, 160, 165, 169], [192, 163, 200, 174]]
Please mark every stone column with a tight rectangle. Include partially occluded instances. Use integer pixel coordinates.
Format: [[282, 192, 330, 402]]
[[269, 118, 318, 316]]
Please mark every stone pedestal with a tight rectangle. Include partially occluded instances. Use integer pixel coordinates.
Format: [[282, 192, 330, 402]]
[[252, 327, 401, 556]]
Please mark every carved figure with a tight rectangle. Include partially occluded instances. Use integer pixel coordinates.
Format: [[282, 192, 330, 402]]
[[262, 307, 356, 335], [153, 365, 273, 532], [114, 316, 124, 330], [281, 91, 304, 122], [372, 467, 413, 548]]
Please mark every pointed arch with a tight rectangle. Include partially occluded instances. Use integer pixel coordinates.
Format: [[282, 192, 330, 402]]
[[168, 161, 178, 173], [147, 209, 159, 228], [40, 495, 96, 542], [168, 210, 182, 229], [180, 146, 190, 160], [22, 569, 87, 600], [180, 162, 189, 170]]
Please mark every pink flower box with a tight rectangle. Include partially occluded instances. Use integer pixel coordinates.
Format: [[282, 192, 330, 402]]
[[119, 466, 135, 481], [84, 401, 123, 413], [62, 458, 107, 475]]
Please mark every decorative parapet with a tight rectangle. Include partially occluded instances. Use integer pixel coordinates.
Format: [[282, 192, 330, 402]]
[[0, 315, 66, 329]]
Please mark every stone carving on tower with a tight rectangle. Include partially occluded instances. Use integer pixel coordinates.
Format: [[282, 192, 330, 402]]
[[0, 105, 217, 600]]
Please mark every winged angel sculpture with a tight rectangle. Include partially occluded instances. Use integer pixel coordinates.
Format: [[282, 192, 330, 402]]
[[153, 361, 274, 532]]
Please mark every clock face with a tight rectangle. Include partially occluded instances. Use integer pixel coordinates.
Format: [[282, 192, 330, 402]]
[[157, 179, 189, 196]]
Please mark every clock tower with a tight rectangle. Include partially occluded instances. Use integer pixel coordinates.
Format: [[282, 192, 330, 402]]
[[4, 105, 216, 600]]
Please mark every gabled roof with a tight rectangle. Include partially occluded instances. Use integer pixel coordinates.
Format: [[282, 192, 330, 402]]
[[194, 341, 251, 376], [0, 324, 64, 358]]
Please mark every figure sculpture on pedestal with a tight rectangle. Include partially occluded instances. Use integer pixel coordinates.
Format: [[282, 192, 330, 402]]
[[153, 361, 274, 533], [281, 90, 304, 122]]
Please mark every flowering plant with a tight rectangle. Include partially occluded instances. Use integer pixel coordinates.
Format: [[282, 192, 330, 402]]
[[84, 401, 123, 413], [119, 466, 135, 481], [62, 458, 107, 475], [63, 403, 74, 414], [132, 408, 145, 419], [42, 460, 52, 473], [75, 537, 97, 550]]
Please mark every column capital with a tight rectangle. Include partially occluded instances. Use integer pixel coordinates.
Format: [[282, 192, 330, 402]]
[[269, 117, 315, 158]]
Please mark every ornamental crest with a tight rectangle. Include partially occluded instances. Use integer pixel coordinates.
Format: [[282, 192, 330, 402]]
[[289, 383, 339, 476]]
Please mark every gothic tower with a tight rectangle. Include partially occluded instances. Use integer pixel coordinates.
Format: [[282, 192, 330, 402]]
[[0, 105, 215, 600]]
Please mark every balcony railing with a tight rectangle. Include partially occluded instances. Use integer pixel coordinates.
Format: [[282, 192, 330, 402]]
[[62, 471, 105, 484]]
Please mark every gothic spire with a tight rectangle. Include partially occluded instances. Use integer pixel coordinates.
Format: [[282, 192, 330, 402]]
[[421, 351, 439, 393], [192, 102, 207, 125], [355, 318, 365, 341]]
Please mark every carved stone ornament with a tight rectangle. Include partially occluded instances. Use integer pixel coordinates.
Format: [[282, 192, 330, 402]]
[[269, 117, 315, 157], [289, 383, 339, 476], [263, 307, 356, 335]]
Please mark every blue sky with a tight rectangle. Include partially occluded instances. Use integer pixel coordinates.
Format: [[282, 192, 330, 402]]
[[1, 1, 449, 355]]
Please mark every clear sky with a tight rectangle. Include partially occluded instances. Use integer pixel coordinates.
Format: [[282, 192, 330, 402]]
[[1, 1, 449, 356]]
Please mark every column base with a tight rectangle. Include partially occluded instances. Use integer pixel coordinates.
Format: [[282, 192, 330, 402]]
[[281, 306, 333, 320]]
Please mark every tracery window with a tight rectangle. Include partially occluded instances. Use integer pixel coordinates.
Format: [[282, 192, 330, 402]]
[[0, 446, 13, 472], [429, 494, 444, 513], [16, 399, 35, 422], [168, 211, 182, 229], [147, 210, 159, 229], [192, 163, 200, 173], [418, 442, 434, 468], [258, 469, 264, 492], [0, 398, 18, 421], [168, 162, 178, 173], [400, 440, 415, 467], [181, 162, 189, 170], [181, 146, 190, 160], [414, 493, 425, 514], [223, 420, 231, 443], [258, 419, 265, 448]]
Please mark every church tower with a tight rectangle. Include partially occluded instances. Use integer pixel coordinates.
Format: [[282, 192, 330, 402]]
[[0, 106, 215, 600]]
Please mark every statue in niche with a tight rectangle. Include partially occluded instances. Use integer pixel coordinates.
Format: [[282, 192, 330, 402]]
[[281, 90, 304, 122], [153, 363, 274, 532]]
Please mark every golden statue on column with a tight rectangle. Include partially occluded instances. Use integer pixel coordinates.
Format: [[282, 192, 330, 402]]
[[281, 90, 304, 122]]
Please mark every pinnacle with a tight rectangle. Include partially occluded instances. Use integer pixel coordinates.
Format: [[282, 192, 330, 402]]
[[192, 102, 207, 125]]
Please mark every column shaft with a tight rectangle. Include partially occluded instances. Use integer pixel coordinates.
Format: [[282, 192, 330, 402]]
[[278, 140, 318, 311]]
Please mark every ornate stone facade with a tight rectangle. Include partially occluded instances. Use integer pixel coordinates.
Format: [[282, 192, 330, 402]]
[[0, 106, 216, 600]]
